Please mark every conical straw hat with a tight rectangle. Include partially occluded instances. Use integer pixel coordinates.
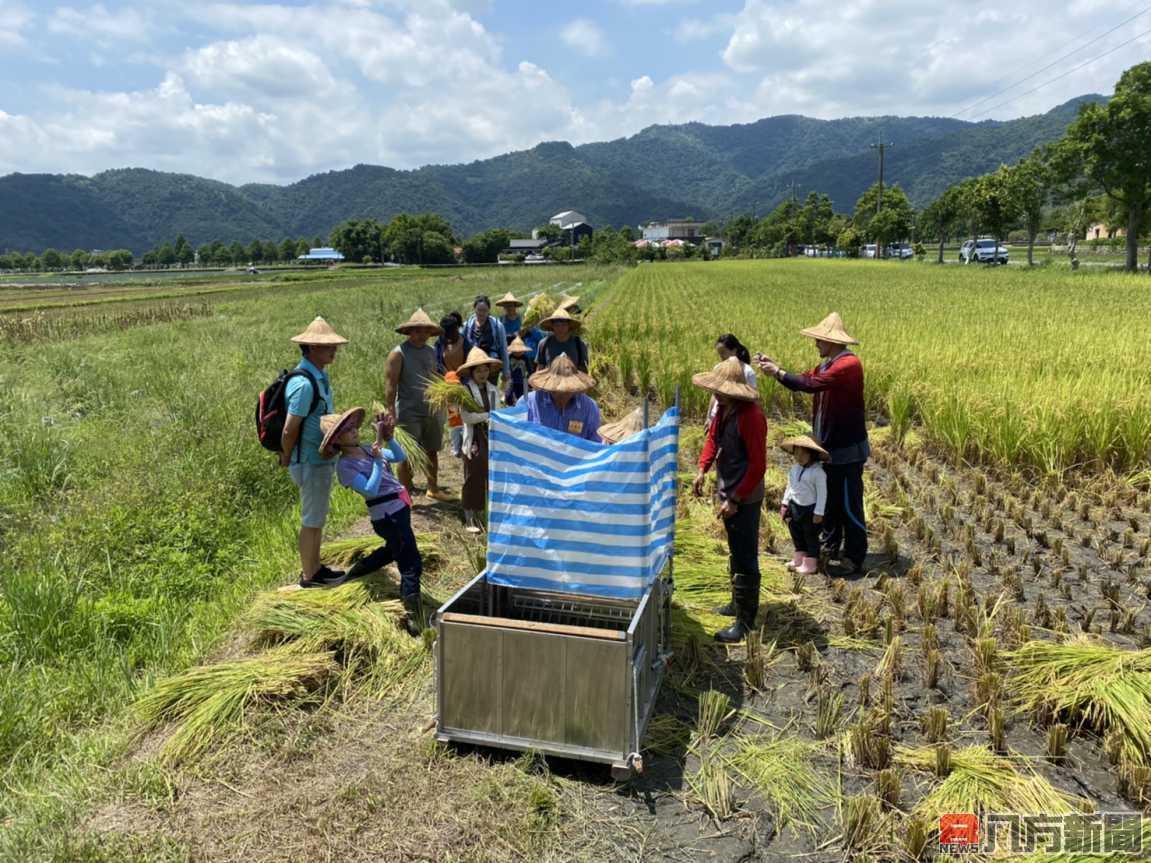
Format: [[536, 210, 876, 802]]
[[290, 316, 348, 345], [691, 356, 759, 402], [799, 312, 858, 345], [779, 433, 830, 461], [507, 335, 531, 355], [539, 307, 582, 332], [598, 407, 647, 444], [319, 406, 365, 454], [528, 353, 595, 394], [395, 307, 444, 336], [494, 291, 523, 307], [558, 294, 580, 312], [457, 346, 503, 374]]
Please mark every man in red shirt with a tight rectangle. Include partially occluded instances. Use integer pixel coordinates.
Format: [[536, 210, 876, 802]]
[[691, 357, 768, 643], [756, 313, 869, 576]]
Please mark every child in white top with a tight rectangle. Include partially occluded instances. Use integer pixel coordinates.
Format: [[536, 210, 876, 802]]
[[779, 434, 829, 576]]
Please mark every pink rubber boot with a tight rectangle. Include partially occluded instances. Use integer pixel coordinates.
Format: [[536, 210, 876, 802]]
[[785, 551, 803, 571], [797, 556, 819, 575]]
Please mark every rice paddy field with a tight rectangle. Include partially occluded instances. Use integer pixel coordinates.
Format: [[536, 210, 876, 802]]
[[3, 259, 1151, 862]]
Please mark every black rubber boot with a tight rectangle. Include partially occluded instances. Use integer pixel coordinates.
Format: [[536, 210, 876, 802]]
[[713, 569, 737, 616], [401, 594, 423, 637], [715, 574, 759, 643]]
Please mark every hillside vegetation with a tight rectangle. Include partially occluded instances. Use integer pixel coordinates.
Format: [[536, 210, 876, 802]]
[[0, 97, 1102, 253]]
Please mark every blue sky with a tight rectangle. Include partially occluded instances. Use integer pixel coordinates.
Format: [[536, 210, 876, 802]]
[[1, 0, 1148, 183]]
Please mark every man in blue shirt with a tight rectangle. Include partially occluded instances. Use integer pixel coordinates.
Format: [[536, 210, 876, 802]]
[[525, 354, 601, 442], [281, 316, 347, 588]]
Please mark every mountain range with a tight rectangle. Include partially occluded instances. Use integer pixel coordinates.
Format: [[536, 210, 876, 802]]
[[0, 96, 1103, 254]]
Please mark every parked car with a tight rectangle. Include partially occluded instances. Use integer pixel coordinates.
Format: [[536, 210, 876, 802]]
[[959, 238, 1009, 265], [886, 243, 915, 260], [862, 243, 877, 258]]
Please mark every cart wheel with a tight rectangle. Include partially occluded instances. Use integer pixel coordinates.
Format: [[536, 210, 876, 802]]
[[611, 753, 644, 782]]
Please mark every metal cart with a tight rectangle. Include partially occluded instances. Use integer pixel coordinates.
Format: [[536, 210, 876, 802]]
[[435, 400, 679, 778]]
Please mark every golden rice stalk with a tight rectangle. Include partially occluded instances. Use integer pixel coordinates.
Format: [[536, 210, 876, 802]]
[[320, 534, 443, 574], [694, 690, 732, 742], [1007, 637, 1151, 765], [371, 400, 431, 480], [687, 749, 736, 822], [729, 734, 834, 830], [135, 649, 337, 765], [896, 745, 1080, 819], [422, 375, 483, 413], [248, 598, 429, 697], [521, 292, 557, 329]]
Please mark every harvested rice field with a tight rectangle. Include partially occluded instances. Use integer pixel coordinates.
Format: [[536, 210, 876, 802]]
[[3, 260, 1151, 862]]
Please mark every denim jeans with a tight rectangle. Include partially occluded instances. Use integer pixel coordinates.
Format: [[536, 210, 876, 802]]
[[347, 506, 423, 597]]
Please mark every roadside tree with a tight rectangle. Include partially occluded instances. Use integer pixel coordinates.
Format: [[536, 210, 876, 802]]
[[1059, 61, 1151, 272]]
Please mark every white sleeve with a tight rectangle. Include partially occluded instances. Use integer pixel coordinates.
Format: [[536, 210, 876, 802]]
[[814, 466, 828, 516], [743, 363, 757, 386], [781, 466, 795, 506]]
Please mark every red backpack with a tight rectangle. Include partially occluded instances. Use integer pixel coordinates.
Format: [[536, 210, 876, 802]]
[[256, 368, 321, 453]]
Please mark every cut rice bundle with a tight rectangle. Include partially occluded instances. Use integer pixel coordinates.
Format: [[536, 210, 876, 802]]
[[136, 649, 337, 765], [1008, 638, 1151, 765]]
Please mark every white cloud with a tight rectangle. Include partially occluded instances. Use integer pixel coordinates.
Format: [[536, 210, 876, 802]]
[[0, 0, 30, 47], [722, 0, 1151, 119], [561, 18, 608, 57], [618, 0, 698, 6], [48, 3, 152, 43], [2, 0, 1148, 186], [182, 36, 340, 102], [674, 14, 735, 42]]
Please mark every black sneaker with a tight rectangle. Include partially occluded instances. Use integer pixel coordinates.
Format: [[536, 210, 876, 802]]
[[300, 566, 348, 589]]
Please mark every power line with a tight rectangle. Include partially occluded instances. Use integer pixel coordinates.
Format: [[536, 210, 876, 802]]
[[952, 4, 1151, 118], [966, 24, 1151, 120]]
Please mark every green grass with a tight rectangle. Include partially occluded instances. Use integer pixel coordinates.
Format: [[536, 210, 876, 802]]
[[0, 264, 619, 807]]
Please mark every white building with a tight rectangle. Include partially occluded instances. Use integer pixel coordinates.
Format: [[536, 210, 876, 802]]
[[641, 219, 705, 243], [549, 210, 588, 230]]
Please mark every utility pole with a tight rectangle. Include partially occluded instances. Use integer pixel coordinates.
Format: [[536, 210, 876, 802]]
[[870, 137, 893, 259], [788, 180, 801, 204], [870, 138, 894, 215]]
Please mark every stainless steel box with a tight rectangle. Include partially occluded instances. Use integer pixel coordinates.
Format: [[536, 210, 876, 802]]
[[435, 571, 671, 776]]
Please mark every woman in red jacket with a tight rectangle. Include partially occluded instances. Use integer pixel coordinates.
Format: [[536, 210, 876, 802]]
[[756, 312, 869, 576], [691, 357, 768, 644]]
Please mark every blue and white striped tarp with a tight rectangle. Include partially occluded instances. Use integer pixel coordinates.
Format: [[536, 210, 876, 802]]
[[486, 403, 679, 599]]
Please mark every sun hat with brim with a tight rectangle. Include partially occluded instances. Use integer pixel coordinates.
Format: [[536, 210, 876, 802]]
[[539, 307, 582, 332], [528, 353, 595, 394], [319, 406, 366, 454], [779, 434, 830, 462], [799, 312, 858, 346], [507, 335, 531, 356], [290, 316, 348, 345], [395, 308, 444, 336], [457, 346, 503, 374], [558, 295, 580, 311], [598, 407, 647, 444], [494, 291, 523, 308], [691, 356, 759, 402]]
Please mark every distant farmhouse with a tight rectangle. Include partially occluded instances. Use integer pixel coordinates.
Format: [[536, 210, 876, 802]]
[[298, 246, 345, 263], [641, 219, 705, 243], [547, 210, 594, 245], [1085, 222, 1126, 240], [507, 210, 594, 259]]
